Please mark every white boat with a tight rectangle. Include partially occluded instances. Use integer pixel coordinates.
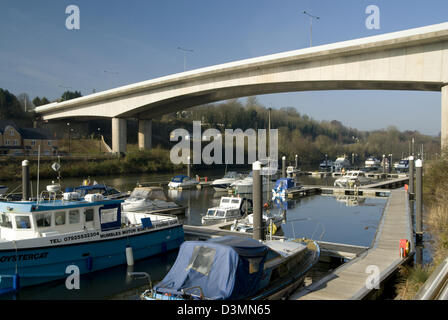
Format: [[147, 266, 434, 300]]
[[211, 171, 244, 192], [168, 175, 199, 190], [201, 196, 248, 225], [364, 157, 381, 170], [122, 187, 181, 213], [230, 172, 269, 194], [230, 211, 283, 234], [334, 170, 372, 188]]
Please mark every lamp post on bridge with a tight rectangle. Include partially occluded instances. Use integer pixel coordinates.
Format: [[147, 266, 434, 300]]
[[302, 11, 320, 47], [98, 128, 101, 154], [177, 47, 194, 72]]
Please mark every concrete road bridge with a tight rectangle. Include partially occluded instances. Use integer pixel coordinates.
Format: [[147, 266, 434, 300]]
[[36, 22, 448, 153]]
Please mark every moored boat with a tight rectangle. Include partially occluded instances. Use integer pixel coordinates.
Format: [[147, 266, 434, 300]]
[[168, 175, 199, 190], [141, 235, 319, 300], [201, 196, 249, 225], [334, 170, 371, 188], [271, 178, 302, 199], [211, 171, 244, 192], [122, 186, 183, 214], [0, 184, 183, 294]]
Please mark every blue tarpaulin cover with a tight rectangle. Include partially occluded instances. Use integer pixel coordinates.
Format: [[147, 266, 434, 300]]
[[154, 236, 269, 300]]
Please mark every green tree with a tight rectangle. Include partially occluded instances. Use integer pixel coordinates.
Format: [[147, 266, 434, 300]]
[[61, 90, 82, 101]]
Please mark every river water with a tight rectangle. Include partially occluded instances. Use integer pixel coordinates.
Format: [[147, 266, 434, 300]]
[[1, 169, 388, 300]]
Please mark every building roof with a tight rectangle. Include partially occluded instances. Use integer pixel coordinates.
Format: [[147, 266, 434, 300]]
[[0, 120, 54, 140]]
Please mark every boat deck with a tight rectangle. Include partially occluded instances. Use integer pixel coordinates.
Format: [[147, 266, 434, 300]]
[[290, 189, 413, 300]]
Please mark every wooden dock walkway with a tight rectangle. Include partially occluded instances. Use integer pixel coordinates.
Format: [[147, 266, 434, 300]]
[[290, 189, 413, 300]]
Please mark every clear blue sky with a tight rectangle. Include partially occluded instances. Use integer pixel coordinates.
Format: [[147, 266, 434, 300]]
[[0, 0, 446, 135]]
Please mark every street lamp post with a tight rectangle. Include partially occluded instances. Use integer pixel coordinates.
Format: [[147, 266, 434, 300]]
[[177, 47, 194, 72], [302, 11, 320, 47], [98, 128, 101, 154], [66, 122, 71, 154]]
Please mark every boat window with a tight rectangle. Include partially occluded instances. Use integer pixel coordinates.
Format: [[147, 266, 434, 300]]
[[85, 208, 94, 222], [206, 209, 215, 216], [15, 216, 31, 229], [248, 257, 263, 274], [69, 210, 80, 224], [0, 213, 12, 228], [221, 198, 230, 203], [186, 246, 216, 276], [231, 199, 240, 204], [216, 210, 225, 217], [36, 213, 52, 228], [55, 211, 66, 226]]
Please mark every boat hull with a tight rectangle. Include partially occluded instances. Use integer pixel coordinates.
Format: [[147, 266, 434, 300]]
[[0, 225, 184, 291]]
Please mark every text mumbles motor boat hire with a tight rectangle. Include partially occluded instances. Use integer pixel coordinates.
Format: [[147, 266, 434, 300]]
[[0, 162, 183, 294]]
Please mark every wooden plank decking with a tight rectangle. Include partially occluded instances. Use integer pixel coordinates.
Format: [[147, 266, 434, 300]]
[[290, 189, 413, 300]]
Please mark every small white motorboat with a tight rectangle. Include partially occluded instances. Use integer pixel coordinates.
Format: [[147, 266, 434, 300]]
[[201, 196, 248, 225], [168, 175, 199, 190], [230, 172, 270, 194], [334, 170, 371, 188], [211, 171, 244, 192], [122, 187, 181, 213]]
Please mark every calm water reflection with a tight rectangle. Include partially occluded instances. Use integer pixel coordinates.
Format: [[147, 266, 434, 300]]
[[2, 170, 387, 300]]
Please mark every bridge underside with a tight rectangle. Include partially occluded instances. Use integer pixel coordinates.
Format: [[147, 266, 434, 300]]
[[130, 80, 443, 119]]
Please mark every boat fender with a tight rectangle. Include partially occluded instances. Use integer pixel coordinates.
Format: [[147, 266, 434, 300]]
[[126, 246, 134, 266]]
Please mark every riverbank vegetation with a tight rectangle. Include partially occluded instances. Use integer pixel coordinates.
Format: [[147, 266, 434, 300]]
[[395, 154, 448, 299], [0, 146, 183, 181]]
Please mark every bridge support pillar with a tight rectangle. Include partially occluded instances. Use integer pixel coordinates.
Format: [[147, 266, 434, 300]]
[[442, 86, 448, 152], [138, 119, 152, 150], [112, 118, 127, 154]]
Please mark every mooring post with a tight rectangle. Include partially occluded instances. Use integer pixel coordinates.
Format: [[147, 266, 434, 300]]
[[388, 154, 392, 174], [187, 156, 191, 177], [252, 161, 264, 241], [382, 154, 386, 174], [415, 159, 423, 244], [409, 156, 415, 200], [22, 160, 30, 201], [282, 156, 286, 178]]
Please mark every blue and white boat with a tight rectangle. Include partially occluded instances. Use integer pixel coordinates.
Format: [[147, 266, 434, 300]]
[[168, 175, 199, 190], [0, 190, 183, 294], [141, 236, 319, 300], [67, 182, 129, 200], [271, 178, 302, 199]]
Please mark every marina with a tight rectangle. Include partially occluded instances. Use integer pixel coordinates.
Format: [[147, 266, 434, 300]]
[[0, 167, 410, 300], [2, 2, 447, 304]]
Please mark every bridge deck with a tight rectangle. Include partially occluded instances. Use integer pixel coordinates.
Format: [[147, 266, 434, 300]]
[[290, 189, 413, 300]]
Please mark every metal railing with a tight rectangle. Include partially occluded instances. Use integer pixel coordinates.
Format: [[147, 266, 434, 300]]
[[415, 257, 448, 300]]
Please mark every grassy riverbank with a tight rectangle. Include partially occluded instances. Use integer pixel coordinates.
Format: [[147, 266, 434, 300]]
[[0, 145, 183, 181], [395, 156, 448, 299]]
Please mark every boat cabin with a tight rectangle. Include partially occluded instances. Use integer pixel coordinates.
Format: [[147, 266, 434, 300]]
[[0, 198, 123, 241], [201, 197, 244, 224]]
